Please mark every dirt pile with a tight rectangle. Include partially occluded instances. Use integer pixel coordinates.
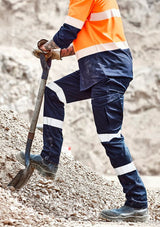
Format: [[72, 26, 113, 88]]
[[0, 109, 121, 226], [0, 0, 160, 176], [0, 109, 160, 226]]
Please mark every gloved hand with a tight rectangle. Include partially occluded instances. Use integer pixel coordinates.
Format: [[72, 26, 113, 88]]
[[32, 48, 61, 60], [37, 39, 49, 52], [33, 38, 61, 60], [37, 38, 59, 52]]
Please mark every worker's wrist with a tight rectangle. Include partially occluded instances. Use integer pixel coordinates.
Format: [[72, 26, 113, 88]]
[[60, 46, 75, 58]]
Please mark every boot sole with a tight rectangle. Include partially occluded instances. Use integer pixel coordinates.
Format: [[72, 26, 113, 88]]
[[16, 153, 56, 180], [100, 212, 149, 222]]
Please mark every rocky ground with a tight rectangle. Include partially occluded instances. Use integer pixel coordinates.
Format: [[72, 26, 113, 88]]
[[0, 0, 160, 226], [0, 109, 160, 226], [0, 0, 160, 176]]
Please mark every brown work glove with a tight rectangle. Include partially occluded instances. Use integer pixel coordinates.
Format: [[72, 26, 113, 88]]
[[37, 39, 48, 50], [33, 39, 61, 60], [32, 48, 61, 60]]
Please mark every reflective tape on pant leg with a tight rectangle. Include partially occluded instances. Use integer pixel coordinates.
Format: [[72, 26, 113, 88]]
[[115, 162, 136, 176], [43, 117, 63, 129], [98, 130, 121, 142], [46, 82, 66, 104]]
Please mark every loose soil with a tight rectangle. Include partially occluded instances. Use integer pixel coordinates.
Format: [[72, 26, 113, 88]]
[[0, 109, 160, 226]]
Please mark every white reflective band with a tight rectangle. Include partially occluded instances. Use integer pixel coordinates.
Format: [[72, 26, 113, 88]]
[[90, 8, 121, 21], [65, 16, 84, 29], [76, 41, 129, 60], [43, 117, 63, 129], [46, 82, 66, 104], [115, 162, 136, 176], [98, 130, 121, 142]]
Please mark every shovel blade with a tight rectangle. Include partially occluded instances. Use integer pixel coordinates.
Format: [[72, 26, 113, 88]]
[[8, 165, 34, 190]]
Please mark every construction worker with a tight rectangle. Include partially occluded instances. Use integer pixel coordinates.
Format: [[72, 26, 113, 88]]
[[18, 0, 148, 222]]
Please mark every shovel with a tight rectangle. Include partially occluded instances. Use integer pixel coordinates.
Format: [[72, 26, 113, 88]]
[[8, 54, 52, 189]]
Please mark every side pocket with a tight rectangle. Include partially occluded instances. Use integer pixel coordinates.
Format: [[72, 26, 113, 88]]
[[105, 93, 124, 132]]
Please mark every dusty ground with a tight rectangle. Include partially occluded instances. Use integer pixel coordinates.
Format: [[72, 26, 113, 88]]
[[0, 0, 160, 176], [0, 109, 160, 226], [0, 0, 160, 226]]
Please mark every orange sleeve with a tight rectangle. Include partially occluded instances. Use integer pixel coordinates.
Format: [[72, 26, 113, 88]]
[[69, 0, 94, 21]]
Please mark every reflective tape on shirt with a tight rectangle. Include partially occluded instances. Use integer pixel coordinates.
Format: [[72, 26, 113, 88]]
[[43, 117, 63, 129], [115, 162, 136, 176], [65, 15, 84, 29], [76, 41, 129, 60], [89, 8, 121, 21], [46, 82, 66, 104], [98, 130, 122, 142]]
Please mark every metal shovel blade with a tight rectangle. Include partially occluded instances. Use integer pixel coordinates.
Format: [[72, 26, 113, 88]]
[[8, 165, 34, 190]]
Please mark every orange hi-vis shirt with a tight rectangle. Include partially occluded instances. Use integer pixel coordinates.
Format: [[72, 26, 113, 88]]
[[65, 0, 128, 60], [53, 0, 133, 90]]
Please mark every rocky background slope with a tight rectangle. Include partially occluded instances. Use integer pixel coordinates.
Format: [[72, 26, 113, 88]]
[[0, 0, 160, 175]]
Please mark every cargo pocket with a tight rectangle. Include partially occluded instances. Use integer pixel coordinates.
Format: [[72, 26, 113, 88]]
[[105, 92, 124, 132]]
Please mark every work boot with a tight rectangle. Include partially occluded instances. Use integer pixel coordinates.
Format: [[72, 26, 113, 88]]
[[17, 152, 58, 179], [99, 205, 149, 222]]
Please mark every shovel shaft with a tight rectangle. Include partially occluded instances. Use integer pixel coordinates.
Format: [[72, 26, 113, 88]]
[[29, 79, 47, 134], [25, 54, 51, 167], [25, 79, 47, 167]]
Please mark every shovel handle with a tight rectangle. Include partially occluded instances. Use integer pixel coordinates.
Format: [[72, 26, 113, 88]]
[[25, 54, 52, 167]]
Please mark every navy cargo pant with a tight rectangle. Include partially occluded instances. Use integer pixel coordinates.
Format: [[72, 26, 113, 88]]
[[41, 70, 147, 209]]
